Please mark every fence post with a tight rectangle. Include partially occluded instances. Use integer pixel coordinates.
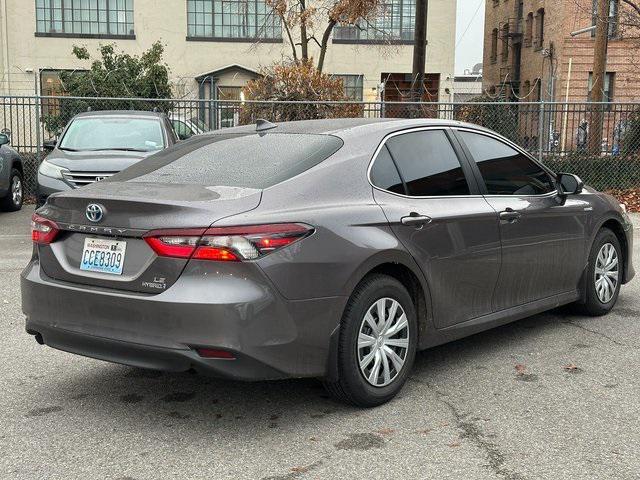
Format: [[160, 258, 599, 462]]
[[34, 95, 42, 166], [537, 101, 544, 163]]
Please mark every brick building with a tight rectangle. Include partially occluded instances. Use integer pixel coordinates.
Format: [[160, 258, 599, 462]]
[[482, 0, 640, 103], [482, 0, 640, 152]]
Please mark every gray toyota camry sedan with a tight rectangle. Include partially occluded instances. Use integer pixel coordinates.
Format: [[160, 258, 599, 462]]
[[21, 118, 634, 407]]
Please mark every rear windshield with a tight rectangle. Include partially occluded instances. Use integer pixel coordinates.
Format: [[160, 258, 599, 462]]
[[115, 133, 343, 189], [60, 116, 165, 152]]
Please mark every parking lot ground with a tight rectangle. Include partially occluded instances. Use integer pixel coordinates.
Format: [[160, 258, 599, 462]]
[[1, 206, 639, 480]]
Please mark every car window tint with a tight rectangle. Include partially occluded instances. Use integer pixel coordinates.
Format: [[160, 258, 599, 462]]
[[370, 145, 405, 194], [116, 133, 343, 189], [459, 131, 555, 195], [385, 130, 470, 196]]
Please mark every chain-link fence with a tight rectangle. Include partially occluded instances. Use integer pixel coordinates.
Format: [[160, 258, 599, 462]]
[[2, 95, 640, 197]]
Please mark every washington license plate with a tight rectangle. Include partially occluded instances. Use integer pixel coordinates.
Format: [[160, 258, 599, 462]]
[[80, 238, 127, 275]]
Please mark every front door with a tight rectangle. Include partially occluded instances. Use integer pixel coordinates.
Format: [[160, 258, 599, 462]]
[[454, 129, 588, 310], [371, 128, 502, 328]]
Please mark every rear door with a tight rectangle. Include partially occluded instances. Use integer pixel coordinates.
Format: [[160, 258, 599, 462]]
[[371, 127, 502, 328], [453, 129, 588, 310]]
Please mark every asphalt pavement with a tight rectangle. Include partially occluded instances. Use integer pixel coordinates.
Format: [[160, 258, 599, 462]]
[[1, 206, 638, 479]]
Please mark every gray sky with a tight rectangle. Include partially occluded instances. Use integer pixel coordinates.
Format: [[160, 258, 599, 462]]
[[455, 0, 485, 74]]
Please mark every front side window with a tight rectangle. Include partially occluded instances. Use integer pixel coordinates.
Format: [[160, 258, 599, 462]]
[[60, 116, 165, 152], [382, 130, 470, 197], [333, 0, 415, 43], [458, 131, 555, 196], [35, 0, 134, 37], [187, 0, 281, 41]]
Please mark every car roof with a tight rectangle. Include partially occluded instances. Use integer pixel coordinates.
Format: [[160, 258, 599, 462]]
[[73, 110, 166, 119], [211, 117, 491, 137]]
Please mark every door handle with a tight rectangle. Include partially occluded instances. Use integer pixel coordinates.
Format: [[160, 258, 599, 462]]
[[401, 213, 432, 227], [499, 208, 521, 223]]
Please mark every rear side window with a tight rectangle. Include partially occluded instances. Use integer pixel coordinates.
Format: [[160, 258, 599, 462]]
[[384, 130, 470, 196], [458, 131, 555, 195], [370, 145, 404, 194], [119, 133, 343, 189]]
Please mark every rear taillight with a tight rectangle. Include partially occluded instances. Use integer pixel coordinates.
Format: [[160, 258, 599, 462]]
[[31, 214, 60, 245], [143, 223, 313, 262]]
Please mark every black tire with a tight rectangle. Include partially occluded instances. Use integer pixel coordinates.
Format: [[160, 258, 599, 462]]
[[574, 228, 623, 316], [0, 168, 23, 212], [324, 274, 417, 407]]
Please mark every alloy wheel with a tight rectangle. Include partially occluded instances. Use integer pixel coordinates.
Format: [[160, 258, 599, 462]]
[[594, 242, 619, 304], [11, 176, 22, 206], [357, 297, 409, 387]]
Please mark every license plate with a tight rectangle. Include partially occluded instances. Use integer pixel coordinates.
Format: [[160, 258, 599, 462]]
[[80, 237, 127, 275]]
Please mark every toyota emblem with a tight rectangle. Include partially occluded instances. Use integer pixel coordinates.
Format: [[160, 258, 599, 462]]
[[86, 204, 104, 223]]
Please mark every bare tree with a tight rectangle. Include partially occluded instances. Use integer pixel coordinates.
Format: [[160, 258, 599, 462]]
[[265, 0, 394, 72]]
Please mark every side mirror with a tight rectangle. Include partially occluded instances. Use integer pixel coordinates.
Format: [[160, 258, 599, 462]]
[[557, 173, 584, 196], [0, 133, 8, 146], [43, 138, 57, 150]]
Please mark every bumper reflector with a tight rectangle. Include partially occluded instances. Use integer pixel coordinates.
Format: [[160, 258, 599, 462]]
[[195, 348, 236, 359]]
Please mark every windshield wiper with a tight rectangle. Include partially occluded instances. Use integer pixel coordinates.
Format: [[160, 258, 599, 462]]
[[58, 147, 79, 152]]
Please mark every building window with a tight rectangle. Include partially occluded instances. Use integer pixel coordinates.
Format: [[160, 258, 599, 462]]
[[591, 0, 619, 38], [501, 23, 509, 62], [187, 0, 281, 41], [588, 72, 615, 102], [35, 0, 134, 37], [534, 8, 544, 49], [333, 74, 364, 101], [490, 28, 498, 63], [524, 12, 533, 46], [333, 0, 415, 43]]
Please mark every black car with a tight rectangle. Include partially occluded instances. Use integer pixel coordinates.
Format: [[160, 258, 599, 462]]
[[0, 131, 24, 211], [36, 110, 178, 207]]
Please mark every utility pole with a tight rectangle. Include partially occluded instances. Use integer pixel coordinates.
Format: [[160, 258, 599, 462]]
[[411, 0, 428, 103], [589, 0, 609, 153]]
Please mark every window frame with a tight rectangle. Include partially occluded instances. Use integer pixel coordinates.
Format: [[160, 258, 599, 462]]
[[332, 74, 364, 101], [332, 0, 416, 45], [367, 126, 482, 198], [451, 127, 559, 198], [534, 8, 544, 50], [34, 0, 136, 40], [186, 0, 282, 43], [490, 28, 498, 63], [588, 71, 615, 103]]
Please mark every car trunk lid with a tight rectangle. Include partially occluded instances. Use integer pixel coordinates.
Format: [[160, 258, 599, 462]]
[[37, 181, 262, 294]]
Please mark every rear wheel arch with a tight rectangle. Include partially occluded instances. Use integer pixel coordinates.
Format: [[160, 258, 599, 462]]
[[343, 253, 432, 347], [325, 255, 432, 382]]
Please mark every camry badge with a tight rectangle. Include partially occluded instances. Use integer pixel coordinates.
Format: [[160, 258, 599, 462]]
[[86, 204, 104, 223]]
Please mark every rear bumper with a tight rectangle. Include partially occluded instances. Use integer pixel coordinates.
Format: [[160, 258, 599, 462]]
[[21, 260, 346, 380]]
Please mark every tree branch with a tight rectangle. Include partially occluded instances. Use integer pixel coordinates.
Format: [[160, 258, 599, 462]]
[[282, 18, 299, 61], [317, 19, 337, 73], [620, 0, 640, 18]]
